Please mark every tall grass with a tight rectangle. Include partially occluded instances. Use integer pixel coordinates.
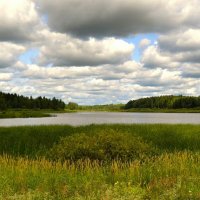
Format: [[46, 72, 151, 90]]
[[0, 152, 200, 199], [0, 124, 200, 156], [0, 124, 200, 199]]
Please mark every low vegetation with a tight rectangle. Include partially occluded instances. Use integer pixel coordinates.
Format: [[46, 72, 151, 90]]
[[0, 124, 200, 199], [77, 103, 124, 112], [47, 130, 157, 162], [0, 110, 51, 118]]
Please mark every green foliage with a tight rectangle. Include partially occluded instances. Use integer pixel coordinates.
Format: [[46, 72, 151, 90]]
[[0, 152, 200, 199], [66, 102, 78, 110], [47, 130, 156, 161], [0, 91, 65, 110], [78, 104, 124, 111], [0, 124, 200, 199], [125, 95, 200, 109], [0, 110, 51, 119], [0, 124, 200, 157], [173, 96, 200, 108], [0, 97, 7, 111]]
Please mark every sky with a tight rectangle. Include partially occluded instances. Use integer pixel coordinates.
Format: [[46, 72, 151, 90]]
[[0, 0, 200, 105]]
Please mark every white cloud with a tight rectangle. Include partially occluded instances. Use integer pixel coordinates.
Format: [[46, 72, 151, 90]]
[[0, 73, 12, 81], [159, 29, 200, 52], [0, 42, 26, 68], [141, 46, 173, 68], [36, 0, 200, 38], [139, 38, 151, 49], [141, 28, 200, 70], [0, 0, 200, 104], [37, 30, 134, 66], [13, 60, 198, 104], [0, 0, 40, 42]]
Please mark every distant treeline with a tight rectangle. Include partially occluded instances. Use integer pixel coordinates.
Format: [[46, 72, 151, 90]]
[[125, 95, 200, 109], [0, 92, 65, 110]]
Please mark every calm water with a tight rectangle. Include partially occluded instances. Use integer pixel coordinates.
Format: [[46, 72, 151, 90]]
[[0, 112, 200, 127]]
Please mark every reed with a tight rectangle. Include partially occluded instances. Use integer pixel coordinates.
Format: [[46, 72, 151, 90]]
[[0, 124, 200, 199], [0, 151, 200, 199]]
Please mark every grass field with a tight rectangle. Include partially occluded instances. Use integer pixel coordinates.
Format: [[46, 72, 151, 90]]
[[0, 124, 200, 199], [0, 109, 74, 119], [0, 110, 51, 118]]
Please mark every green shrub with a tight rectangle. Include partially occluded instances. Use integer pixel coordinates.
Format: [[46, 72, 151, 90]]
[[66, 102, 78, 110], [47, 130, 157, 162]]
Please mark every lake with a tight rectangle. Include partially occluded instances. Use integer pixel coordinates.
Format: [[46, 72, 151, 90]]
[[0, 112, 200, 127]]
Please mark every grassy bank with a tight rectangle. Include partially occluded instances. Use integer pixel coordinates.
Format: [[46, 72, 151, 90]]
[[80, 107, 200, 113], [1, 107, 200, 119], [125, 107, 200, 113], [0, 124, 200, 199], [75, 104, 200, 113], [0, 110, 51, 118], [0, 109, 72, 119], [77, 104, 124, 112]]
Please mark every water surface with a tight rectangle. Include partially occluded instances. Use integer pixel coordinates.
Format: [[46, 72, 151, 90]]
[[0, 112, 200, 127]]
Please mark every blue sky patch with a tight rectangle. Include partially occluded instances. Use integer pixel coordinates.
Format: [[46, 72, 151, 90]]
[[123, 33, 158, 61], [19, 48, 40, 64]]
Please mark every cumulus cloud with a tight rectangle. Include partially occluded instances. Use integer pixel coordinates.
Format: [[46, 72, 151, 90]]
[[139, 38, 151, 49], [0, 0, 200, 104], [0, 42, 26, 68], [37, 30, 134, 66], [14, 59, 197, 104], [0, 0, 40, 42], [159, 29, 200, 53], [0, 73, 13, 81], [141, 28, 200, 69], [36, 0, 200, 38], [181, 63, 200, 78], [141, 46, 173, 68]]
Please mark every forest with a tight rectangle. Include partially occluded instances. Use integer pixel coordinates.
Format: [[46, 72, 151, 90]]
[[125, 95, 200, 109], [0, 91, 65, 110]]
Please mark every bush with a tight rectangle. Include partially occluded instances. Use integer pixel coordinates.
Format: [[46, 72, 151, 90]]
[[66, 102, 78, 110], [47, 130, 157, 162]]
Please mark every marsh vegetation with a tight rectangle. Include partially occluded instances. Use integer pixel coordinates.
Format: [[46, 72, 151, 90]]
[[0, 124, 200, 199]]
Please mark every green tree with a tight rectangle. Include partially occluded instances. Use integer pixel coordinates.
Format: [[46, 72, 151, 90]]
[[0, 97, 7, 111], [67, 102, 78, 110]]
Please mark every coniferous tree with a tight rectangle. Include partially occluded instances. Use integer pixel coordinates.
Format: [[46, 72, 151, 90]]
[[0, 91, 65, 110]]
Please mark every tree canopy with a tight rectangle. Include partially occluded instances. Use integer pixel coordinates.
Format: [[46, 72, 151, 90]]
[[125, 95, 200, 109], [0, 92, 65, 110]]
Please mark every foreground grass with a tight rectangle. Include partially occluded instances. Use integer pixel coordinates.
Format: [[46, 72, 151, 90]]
[[0, 124, 200, 199], [0, 124, 200, 156], [0, 152, 200, 199]]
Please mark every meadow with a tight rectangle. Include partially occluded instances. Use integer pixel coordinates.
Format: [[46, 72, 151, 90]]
[[0, 110, 51, 118], [0, 109, 73, 119], [0, 124, 200, 199]]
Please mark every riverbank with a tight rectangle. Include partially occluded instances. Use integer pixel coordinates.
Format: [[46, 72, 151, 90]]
[[77, 105, 200, 113], [0, 124, 200, 199], [124, 107, 200, 113], [0, 109, 75, 119], [0, 107, 200, 119], [0, 110, 51, 118]]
